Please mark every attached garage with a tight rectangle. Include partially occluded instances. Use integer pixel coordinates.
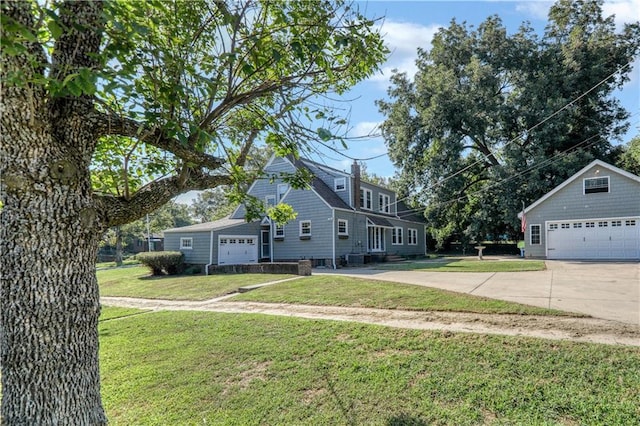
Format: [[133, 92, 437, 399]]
[[546, 218, 639, 260], [218, 235, 258, 265]]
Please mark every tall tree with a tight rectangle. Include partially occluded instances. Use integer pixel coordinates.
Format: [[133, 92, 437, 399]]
[[378, 0, 640, 247], [0, 0, 386, 423], [616, 135, 640, 175]]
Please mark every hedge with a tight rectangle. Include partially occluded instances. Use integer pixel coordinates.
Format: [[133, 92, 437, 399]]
[[137, 251, 184, 276]]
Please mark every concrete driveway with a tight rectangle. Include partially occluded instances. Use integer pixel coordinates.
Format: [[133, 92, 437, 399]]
[[317, 261, 640, 325]]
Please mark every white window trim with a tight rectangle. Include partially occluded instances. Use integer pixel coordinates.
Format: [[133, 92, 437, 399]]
[[299, 220, 312, 237], [408, 228, 418, 245], [334, 177, 346, 192], [274, 224, 285, 238], [337, 219, 348, 236], [583, 176, 610, 194], [180, 237, 193, 250], [277, 183, 289, 201], [379, 193, 391, 214], [360, 188, 372, 210], [265, 195, 276, 207], [392, 227, 403, 245], [529, 224, 542, 245]]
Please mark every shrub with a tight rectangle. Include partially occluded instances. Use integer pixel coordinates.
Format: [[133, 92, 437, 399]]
[[137, 251, 184, 276]]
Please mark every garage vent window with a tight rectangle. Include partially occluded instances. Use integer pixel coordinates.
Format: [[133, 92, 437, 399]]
[[598, 221, 608, 227], [585, 222, 595, 228], [584, 176, 609, 194], [573, 223, 582, 228], [180, 237, 193, 249], [530, 225, 541, 245], [625, 220, 636, 226], [549, 223, 558, 230], [611, 220, 622, 227], [561, 223, 570, 229]]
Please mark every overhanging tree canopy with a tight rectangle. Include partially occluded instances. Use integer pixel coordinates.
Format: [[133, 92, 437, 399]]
[[0, 0, 387, 423], [378, 0, 639, 246]]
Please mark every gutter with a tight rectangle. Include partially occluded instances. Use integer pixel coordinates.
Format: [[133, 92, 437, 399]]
[[332, 209, 336, 270], [205, 229, 214, 275]]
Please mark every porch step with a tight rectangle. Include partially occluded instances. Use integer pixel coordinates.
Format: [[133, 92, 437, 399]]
[[384, 255, 405, 263]]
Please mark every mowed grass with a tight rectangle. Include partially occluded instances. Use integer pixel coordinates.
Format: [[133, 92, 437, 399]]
[[99, 307, 640, 425], [377, 259, 546, 272], [97, 266, 295, 300], [233, 275, 567, 316]]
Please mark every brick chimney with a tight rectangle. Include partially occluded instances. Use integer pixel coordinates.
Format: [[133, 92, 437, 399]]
[[351, 161, 361, 210]]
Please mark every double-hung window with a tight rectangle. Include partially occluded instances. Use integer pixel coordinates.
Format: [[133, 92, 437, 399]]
[[334, 178, 346, 191], [337, 219, 348, 236], [299, 220, 311, 238], [275, 224, 285, 239], [392, 227, 403, 245], [530, 225, 541, 245], [408, 228, 418, 245], [379, 193, 391, 213], [360, 188, 372, 210]]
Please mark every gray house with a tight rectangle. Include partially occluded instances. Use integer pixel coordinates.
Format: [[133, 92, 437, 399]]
[[518, 159, 639, 260], [164, 156, 427, 268]]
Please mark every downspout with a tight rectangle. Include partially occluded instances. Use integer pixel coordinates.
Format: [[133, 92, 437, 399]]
[[270, 219, 274, 262], [332, 209, 336, 269], [205, 229, 214, 275]]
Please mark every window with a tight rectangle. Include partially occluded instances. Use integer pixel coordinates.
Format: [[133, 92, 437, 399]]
[[334, 177, 346, 192], [611, 220, 622, 227], [584, 176, 609, 194], [247, 239, 255, 245], [573, 223, 582, 228], [530, 225, 541, 245], [585, 222, 595, 228], [598, 221, 608, 227], [625, 220, 636, 226], [180, 237, 193, 249], [408, 228, 418, 245], [392, 227, 403, 245], [220, 238, 228, 244], [275, 225, 285, 238], [265, 195, 276, 208], [561, 223, 570, 229], [379, 193, 391, 213], [337, 219, 348, 236], [299, 220, 311, 237], [277, 184, 289, 202], [549, 223, 558, 230], [360, 188, 372, 210]]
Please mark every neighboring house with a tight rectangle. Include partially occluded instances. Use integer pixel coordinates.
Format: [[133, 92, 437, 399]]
[[164, 156, 426, 268], [129, 233, 164, 253], [518, 159, 640, 260]]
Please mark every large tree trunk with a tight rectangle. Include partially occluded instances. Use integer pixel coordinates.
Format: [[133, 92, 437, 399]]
[[1, 7, 106, 421], [1, 104, 107, 424]]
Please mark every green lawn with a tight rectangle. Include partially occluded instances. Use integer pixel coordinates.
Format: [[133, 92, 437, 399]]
[[96, 258, 141, 269], [232, 275, 567, 316], [97, 266, 295, 300], [99, 307, 640, 425], [376, 259, 546, 272]]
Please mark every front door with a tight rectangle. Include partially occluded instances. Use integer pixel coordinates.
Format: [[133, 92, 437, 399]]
[[368, 227, 385, 252], [261, 229, 270, 259]]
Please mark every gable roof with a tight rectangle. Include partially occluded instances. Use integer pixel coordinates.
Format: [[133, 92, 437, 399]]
[[286, 156, 353, 210], [163, 217, 251, 233], [519, 159, 640, 217]]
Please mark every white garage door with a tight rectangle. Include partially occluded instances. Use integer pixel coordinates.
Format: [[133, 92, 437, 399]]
[[547, 218, 639, 260], [218, 235, 258, 265]]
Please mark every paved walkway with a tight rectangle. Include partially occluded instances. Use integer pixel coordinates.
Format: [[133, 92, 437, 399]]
[[316, 260, 640, 325]]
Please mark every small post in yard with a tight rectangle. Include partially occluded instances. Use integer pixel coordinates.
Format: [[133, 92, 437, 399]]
[[474, 245, 486, 260]]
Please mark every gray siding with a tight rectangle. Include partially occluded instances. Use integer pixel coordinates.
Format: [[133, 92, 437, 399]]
[[525, 165, 640, 257], [304, 162, 352, 207], [272, 187, 334, 261], [359, 182, 397, 215], [164, 231, 211, 264]]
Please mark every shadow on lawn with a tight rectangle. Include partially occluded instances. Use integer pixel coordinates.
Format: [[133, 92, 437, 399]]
[[386, 414, 428, 425]]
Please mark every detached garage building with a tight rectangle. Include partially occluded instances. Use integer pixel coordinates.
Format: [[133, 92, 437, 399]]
[[519, 160, 639, 260]]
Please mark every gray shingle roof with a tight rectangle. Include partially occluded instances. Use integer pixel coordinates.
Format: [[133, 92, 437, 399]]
[[163, 217, 249, 233]]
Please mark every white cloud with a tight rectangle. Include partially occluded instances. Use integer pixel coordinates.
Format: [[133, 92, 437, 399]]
[[603, 0, 640, 28], [349, 121, 382, 138], [515, 1, 553, 21], [369, 19, 441, 84]]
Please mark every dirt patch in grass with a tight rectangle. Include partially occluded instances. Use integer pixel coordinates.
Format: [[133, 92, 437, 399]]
[[101, 298, 640, 347]]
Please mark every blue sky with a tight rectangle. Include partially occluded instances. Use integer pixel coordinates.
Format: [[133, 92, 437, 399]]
[[309, 0, 640, 178]]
